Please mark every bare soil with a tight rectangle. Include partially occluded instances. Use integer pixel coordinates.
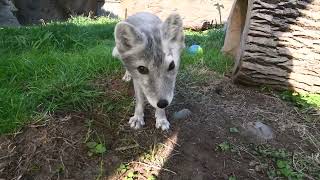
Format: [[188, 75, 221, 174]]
[[0, 70, 318, 180]]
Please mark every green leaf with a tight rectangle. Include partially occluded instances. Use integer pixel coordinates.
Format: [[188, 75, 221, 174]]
[[88, 151, 93, 157], [106, 105, 114, 112], [267, 170, 276, 179], [218, 142, 230, 151], [117, 163, 128, 173], [228, 175, 236, 180], [119, 164, 127, 169], [121, 168, 127, 173], [229, 127, 239, 133], [276, 160, 288, 169], [86, 141, 97, 149], [95, 144, 106, 154], [276, 160, 295, 178], [147, 174, 157, 180], [279, 167, 292, 177], [127, 171, 135, 178]]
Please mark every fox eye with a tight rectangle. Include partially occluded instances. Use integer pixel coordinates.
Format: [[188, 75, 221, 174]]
[[168, 61, 175, 71], [137, 66, 149, 74]]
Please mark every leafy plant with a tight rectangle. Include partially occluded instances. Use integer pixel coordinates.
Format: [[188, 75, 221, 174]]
[[147, 174, 157, 180], [117, 163, 129, 174], [124, 171, 138, 180], [280, 91, 320, 109], [54, 164, 65, 175], [251, 145, 304, 179], [217, 141, 231, 151], [253, 145, 289, 159], [0, 16, 232, 134], [229, 127, 239, 133], [276, 160, 303, 180], [86, 141, 107, 156], [260, 85, 273, 93], [267, 170, 277, 179]]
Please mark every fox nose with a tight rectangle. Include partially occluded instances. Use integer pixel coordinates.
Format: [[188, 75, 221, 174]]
[[157, 99, 168, 109]]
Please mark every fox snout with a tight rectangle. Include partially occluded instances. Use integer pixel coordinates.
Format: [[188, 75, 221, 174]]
[[157, 99, 169, 109]]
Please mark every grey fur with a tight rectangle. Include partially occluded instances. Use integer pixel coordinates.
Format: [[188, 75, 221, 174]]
[[113, 12, 184, 130]]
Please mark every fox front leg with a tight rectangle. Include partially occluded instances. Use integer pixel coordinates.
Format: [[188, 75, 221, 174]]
[[122, 70, 132, 82], [128, 80, 145, 129], [155, 108, 170, 131]]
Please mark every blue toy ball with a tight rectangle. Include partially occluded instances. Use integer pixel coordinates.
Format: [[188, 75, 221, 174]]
[[188, 45, 203, 55]]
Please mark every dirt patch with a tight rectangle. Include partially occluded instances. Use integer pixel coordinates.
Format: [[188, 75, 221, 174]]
[[0, 70, 319, 179]]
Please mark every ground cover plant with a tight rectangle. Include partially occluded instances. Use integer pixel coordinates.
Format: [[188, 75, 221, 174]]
[[0, 17, 233, 134], [0, 17, 119, 134]]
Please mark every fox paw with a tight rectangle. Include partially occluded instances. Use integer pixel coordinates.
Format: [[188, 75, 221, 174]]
[[155, 118, 170, 131], [122, 72, 132, 82], [129, 115, 145, 129]]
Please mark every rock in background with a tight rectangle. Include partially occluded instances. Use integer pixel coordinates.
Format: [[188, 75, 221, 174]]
[[0, 0, 20, 27], [12, 0, 97, 25], [97, 0, 121, 18]]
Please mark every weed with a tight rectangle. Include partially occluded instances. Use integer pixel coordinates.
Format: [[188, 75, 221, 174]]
[[229, 127, 239, 133], [147, 174, 157, 180], [96, 159, 105, 180], [280, 91, 320, 109], [117, 163, 129, 174], [250, 145, 307, 179], [54, 164, 65, 175], [29, 164, 41, 173], [124, 171, 139, 180], [217, 141, 231, 152], [252, 145, 289, 159], [276, 160, 303, 179], [86, 141, 107, 156], [84, 119, 94, 143], [259, 85, 273, 93], [140, 143, 164, 164]]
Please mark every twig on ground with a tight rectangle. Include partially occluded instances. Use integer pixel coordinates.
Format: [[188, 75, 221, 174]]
[[129, 161, 177, 175], [163, 135, 181, 147], [115, 144, 140, 151]]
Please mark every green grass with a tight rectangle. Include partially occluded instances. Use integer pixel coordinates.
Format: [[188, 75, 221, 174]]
[[0, 16, 232, 134], [0, 17, 120, 134], [1, 16, 318, 135], [280, 91, 320, 110], [183, 29, 233, 74], [251, 145, 319, 180]]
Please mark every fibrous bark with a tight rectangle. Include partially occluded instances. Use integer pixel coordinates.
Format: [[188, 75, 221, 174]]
[[222, 0, 320, 93]]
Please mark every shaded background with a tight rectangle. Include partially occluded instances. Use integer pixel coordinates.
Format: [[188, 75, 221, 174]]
[[1, 0, 234, 29]]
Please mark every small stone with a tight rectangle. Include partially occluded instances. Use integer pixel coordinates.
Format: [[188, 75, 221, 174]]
[[246, 121, 274, 140], [249, 160, 258, 167], [255, 163, 268, 172], [255, 165, 262, 172], [173, 109, 192, 120]]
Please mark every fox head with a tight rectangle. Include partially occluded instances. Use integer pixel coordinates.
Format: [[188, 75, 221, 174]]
[[114, 13, 185, 109]]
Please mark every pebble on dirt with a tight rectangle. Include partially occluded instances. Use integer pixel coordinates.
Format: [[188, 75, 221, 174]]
[[173, 109, 192, 120], [245, 121, 274, 140]]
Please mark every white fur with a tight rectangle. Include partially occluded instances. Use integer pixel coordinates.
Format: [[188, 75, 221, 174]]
[[113, 12, 184, 131]]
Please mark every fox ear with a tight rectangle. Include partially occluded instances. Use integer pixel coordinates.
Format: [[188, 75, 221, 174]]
[[162, 14, 185, 47], [114, 22, 144, 53]]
